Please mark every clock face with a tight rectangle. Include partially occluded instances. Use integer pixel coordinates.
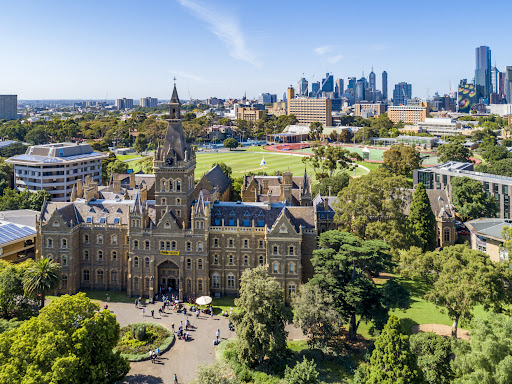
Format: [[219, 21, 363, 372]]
[[166, 158, 174, 166]]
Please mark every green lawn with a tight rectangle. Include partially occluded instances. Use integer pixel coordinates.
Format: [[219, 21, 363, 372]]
[[295, 146, 387, 161], [116, 154, 143, 161]]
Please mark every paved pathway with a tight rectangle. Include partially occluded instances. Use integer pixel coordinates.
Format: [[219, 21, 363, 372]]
[[101, 300, 304, 384]]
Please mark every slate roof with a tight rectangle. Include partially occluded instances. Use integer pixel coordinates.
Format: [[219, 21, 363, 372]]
[[284, 207, 316, 230], [210, 201, 285, 228], [313, 194, 337, 221], [465, 218, 512, 242], [403, 188, 454, 219], [203, 164, 231, 195]]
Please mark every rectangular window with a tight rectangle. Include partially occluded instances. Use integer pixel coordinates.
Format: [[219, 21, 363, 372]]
[[503, 185, 509, 195]]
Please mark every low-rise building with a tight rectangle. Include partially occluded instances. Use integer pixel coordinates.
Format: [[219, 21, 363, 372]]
[[0, 209, 38, 262], [6, 142, 108, 202], [388, 105, 428, 124], [414, 117, 465, 136], [266, 101, 288, 117], [236, 107, 264, 122], [465, 218, 511, 262], [354, 102, 386, 118]]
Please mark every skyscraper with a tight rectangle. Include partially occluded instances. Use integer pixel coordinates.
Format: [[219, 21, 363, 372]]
[[392, 82, 412, 106], [347, 77, 356, 90], [369, 68, 376, 91], [311, 82, 320, 97], [475, 46, 492, 100], [321, 73, 334, 93], [504, 66, 512, 104], [0, 95, 17, 120], [335, 79, 344, 98], [355, 80, 365, 102], [491, 67, 500, 95], [382, 71, 388, 100], [298, 77, 308, 96]]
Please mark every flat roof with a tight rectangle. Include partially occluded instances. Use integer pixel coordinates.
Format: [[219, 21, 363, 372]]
[[465, 218, 512, 242], [420, 162, 512, 184], [0, 209, 38, 228]]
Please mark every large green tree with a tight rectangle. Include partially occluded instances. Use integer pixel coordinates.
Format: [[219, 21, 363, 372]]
[[451, 176, 498, 220], [452, 314, 512, 383], [383, 144, 422, 176], [437, 143, 471, 163], [0, 293, 130, 383], [408, 183, 436, 251], [223, 137, 239, 150], [365, 316, 423, 384], [334, 169, 412, 250], [475, 157, 512, 177], [309, 230, 404, 342], [107, 159, 129, 176], [482, 145, 510, 163], [302, 145, 361, 180], [283, 357, 320, 384], [409, 332, 453, 384], [231, 266, 289, 367], [0, 261, 36, 320], [23, 258, 61, 309], [308, 121, 323, 141], [423, 245, 512, 337], [133, 133, 148, 154], [311, 172, 350, 197]]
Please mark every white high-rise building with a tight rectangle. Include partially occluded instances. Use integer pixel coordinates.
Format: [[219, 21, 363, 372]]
[[140, 97, 158, 108], [298, 77, 308, 96]]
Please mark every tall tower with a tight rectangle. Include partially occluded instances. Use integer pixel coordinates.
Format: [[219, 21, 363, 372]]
[[369, 67, 376, 91], [382, 71, 388, 100], [475, 46, 491, 100], [153, 84, 196, 227], [335, 78, 344, 98], [298, 77, 308, 96]]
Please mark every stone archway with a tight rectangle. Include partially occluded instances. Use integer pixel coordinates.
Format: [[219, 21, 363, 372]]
[[157, 259, 180, 295]]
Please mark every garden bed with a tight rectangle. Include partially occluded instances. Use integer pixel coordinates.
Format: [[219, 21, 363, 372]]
[[116, 323, 174, 362]]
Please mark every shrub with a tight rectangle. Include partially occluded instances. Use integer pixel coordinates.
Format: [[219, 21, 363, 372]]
[[116, 323, 173, 361], [131, 323, 147, 341]]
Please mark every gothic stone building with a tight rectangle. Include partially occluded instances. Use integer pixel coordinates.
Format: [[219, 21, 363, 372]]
[[36, 85, 318, 301]]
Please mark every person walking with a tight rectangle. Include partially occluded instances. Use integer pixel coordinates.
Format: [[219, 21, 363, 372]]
[[173, 373, 178, 383], [216, 329, 220, 343], [171, 322, 175, 332], [151, 309, 154, 318], [149, 350, 153, 363], [142, 307, 145, 317], [155, 348, 160, 359]]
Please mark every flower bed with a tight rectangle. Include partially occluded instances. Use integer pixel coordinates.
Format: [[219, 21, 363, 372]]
[[116, 323, 174, 362]]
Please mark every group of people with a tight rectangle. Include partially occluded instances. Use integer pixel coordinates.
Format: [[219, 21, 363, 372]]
[[148, 348, 160, 363]]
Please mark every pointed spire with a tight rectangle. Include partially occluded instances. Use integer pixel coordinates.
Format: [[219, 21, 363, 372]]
[[170, 83, 180, 105], [195, 190, 206, 216], [70, 184, 77, 202], [302, 168, 310, 195]]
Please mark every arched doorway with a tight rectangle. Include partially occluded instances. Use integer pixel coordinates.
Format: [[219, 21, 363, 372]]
[[157, 260, 180, 295]]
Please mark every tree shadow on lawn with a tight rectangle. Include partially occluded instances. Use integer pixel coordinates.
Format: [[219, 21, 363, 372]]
[[124, 374, 164, 384], [394, 278, 430, 304]]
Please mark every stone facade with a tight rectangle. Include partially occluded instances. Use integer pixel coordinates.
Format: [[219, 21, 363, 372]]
[[37, 85, 318, 301]]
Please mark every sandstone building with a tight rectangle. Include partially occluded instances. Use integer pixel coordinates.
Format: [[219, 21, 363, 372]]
[[37, 86, 318, 301]]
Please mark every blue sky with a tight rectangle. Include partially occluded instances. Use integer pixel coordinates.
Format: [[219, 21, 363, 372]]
[[1, 0, 511, 100]]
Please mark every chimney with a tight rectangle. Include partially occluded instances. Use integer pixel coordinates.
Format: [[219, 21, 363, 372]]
[[129, 173, 135, 188], [267, 189, 272, 210], [328, 186, 332, 197], [140, 185, 148, 202], [76, 179, 83, 198], [113, 177, 121, 194]]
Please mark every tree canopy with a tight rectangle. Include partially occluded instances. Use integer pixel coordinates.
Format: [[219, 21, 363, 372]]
[[409, 332, 453, 384], [223, 137, 239, 150], [308, 122, 323, 141], [302, 145, 362, 180], [408, 183, 436, 251], [334, 169, 412, 250], [383, 144, 422, 176], [451, 176, 498, 220], [437, 143, 471, 163], [231, 266, 289, 367], [0, 293, 130, 383]]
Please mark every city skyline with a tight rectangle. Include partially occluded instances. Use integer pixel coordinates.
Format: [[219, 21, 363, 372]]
[[1, 0, 511, 100]]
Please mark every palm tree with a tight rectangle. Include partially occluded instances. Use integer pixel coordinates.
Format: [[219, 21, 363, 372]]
[[23, 258, 61, 309]]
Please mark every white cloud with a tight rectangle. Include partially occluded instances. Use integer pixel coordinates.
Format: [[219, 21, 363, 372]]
[[327, 54, 343, 64], [371, 43, 387, 51], [177, 0, 260, 67], [168, 69, 207, 83], [313, 45, 333, 55]]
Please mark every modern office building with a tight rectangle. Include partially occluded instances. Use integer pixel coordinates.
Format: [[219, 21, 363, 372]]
[[335, 78, 344, 98], [257, 93, 277, 104], [475, 46, 492, 100], [413, 161, 512, 219], [505, 66, 512, 103], [298, 78, 308, 96], [0, 95, 17, 120], [354, 102, 386, 118], [287, 98, 332, 126], [140, 97, 158, 108], [321, 73, 334, 93], [393, 82, 412, 106], [355, 80, 365, 102], [115, 98, 134, 110], [6, 143, 108, 202], [311, 82, 320, 97], [382, 71, 388, 100], [347, 77, 356, 90], [369, 68, 376, 91], [387, 104, 427, 124], [414, 118, 464, 136], [491, 67, 500, 95]]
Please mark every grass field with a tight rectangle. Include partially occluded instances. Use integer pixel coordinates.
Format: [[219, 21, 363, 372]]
[[116, 154, 143, 161]]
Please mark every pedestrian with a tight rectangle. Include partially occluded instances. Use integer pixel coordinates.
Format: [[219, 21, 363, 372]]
[[151, 309, 154, 318], [142, 307, 145, 317], [196, 309, 199, 318], [230, 306, 233, 315], [173, 373, 178, 384], [216, 328, 220, 343], [156, 348, 160, 359], [172, 322, 175, 332], [180, 320, 183, 329], [134, 299, 138, 308], [149, 350, 153, 363]]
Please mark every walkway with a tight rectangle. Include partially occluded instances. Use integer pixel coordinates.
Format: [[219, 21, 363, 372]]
[[102, 300, 304, 384]]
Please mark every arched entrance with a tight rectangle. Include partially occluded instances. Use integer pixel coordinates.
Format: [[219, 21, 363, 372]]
[[157, 260, 180, 295]]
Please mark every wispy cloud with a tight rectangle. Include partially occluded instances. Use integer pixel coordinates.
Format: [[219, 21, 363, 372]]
[[314, 45, 343, 64], [313, 45, 334, 55], [371, 43, 387, 51], [177, 0, 260, 67], [168, 69, 207, 83], [327, 54, 343, 64]]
